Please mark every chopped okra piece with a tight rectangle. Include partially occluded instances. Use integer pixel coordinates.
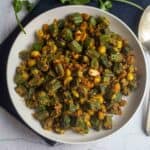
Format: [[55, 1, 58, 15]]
[[113, 63, 123, 74], [86, 49, 99, 58], [91, 58, 99, 69], [14, 71, 29, 84], [91, 116, 102, 131], [29, 77, 44, 87], [37, 91, 50, 106], [58, 19, 65, 29], [84, 37, 95, 49], [103, 115, 112, 129], [19, 50, 30, 60], [60, 115, 71, 129], [49, 23, 58, 37], [42, 118, 53, 130], [15, 85, 27, 97], [33, 110, 49, 121], [89, 16, 97, 26], [68, 103, 79, 112], [62, 28, 73, 41], [68, 40, 82, 53], [56, 39, 66, 48], [33, 42, 43, 51], [111, 92, 122, 101], [73, 116, 89, 134], [69, 13, 83, 25], [122, 45, 131, 54], [87, 99, 101, 111], [110, 53, 123, 62], [100, 55, 112, 68], [55, 63, 65, 76]]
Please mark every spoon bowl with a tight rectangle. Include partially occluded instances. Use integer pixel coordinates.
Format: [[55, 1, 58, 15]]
[[138, 6, 150, 49]]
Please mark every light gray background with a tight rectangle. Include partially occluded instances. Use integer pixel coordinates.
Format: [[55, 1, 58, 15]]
[[0, 1, 150, 150]]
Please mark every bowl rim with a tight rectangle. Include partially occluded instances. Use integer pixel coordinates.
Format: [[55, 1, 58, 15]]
[[6, 5, 148, 144]]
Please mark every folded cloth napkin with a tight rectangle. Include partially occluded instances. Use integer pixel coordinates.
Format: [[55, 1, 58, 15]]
[[0, 0, 150, 146]]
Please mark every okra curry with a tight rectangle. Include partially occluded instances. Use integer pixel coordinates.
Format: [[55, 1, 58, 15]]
[[14, 13, 137, 134]]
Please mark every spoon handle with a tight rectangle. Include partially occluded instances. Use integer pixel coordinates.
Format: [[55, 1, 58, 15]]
[[146, 93, 150, 135], [144, 48, 150, 135]]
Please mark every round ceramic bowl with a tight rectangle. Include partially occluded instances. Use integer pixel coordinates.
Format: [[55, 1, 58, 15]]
[[7, 5, 148, 144]]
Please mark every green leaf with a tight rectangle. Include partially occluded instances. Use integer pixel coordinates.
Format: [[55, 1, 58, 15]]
[[13, 0, 23, 13], [103, 0, 113, 10], [99, 0, 113, 11]]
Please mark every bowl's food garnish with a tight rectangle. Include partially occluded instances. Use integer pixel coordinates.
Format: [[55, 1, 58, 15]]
[[14, 13, 137, 134]]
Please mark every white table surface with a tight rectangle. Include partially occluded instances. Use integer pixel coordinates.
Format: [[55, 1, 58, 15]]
[[1, 1, 150, 150]]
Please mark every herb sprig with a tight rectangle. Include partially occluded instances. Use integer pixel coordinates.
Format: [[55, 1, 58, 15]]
[[13, 0, 144, 33], [98, 0, 113, 11], [13, 0, 33, 34], [60, 0, 144, 11]]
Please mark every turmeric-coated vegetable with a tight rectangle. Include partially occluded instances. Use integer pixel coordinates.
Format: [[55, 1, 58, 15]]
[[14, 13, 137, 134]]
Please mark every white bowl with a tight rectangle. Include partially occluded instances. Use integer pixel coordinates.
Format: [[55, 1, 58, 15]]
[[7, 5, 148, 144]]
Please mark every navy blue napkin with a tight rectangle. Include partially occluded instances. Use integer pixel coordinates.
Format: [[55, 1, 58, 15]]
[[0, 0, 150, 145]]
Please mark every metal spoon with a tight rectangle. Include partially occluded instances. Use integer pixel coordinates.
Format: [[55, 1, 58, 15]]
[[138, 6, 150, 135]]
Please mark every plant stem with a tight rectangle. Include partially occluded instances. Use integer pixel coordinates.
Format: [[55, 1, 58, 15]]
[[99, 0, 104, 6], [14, 8, 26, 34], [112, 0, 144, 11]]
